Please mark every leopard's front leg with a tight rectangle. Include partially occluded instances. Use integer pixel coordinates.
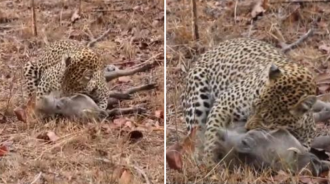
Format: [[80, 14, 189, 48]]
[[203, 103, 232, 167]]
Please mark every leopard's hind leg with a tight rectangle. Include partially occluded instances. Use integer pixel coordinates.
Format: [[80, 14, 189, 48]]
[[23, 62, 41, 97], [183, 66, 214, 132], [182, 67, 214, 164]]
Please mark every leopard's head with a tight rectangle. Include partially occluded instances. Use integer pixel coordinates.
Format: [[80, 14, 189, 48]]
[[246, 63, 317, 132]]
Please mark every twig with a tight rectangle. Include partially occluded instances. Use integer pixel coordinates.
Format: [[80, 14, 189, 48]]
[[105, 63, 153, 82], [104, 53, 162, 82], [87, 27, 115, 47], [133, 165, 152, 184], [234, 0, 238, 24], [30, 172, 42, 184], [31, 0, 37, 36], [280, 29, 313, 53], [191, 0, 199, 40]]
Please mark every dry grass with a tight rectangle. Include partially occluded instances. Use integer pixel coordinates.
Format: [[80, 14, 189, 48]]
[[166, 0, 330, 183], [0, 0, 164, 183]]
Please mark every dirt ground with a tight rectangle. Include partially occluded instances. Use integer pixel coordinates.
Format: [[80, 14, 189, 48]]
[[166, 0, 330, 183], [0, 0, 164, 184]]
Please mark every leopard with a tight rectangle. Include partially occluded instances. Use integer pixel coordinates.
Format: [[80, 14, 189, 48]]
[[181, 38, 318, 167], [23, 40, 109, 110]]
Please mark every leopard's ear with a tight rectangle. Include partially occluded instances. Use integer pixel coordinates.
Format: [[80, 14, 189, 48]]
[[269, 64, 282, 80], [62, 54, 72, 67], [82, 70, 93, 83], [289, 95, 317, 116]]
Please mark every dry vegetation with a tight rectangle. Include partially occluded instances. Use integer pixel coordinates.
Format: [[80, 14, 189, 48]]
[[0, 0, 164, 183], [166, 0, 330, 183]]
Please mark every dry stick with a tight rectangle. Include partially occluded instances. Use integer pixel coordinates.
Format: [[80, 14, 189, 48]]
[[31, 0, 37, 36], [191, 0, 199, 40], [281, 29, 314, 53], [87, 27, 115, 47], [105, 62, 153, 82], [104, 53, 161, 82], [234, 0, 238, 24]]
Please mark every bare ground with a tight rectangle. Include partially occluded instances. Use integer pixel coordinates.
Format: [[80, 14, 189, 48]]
[[166, 0, 330, 183], [0, 0, 164, 183]]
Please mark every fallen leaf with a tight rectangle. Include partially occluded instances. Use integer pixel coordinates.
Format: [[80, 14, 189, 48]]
[[117, 76, 132, 83], [14, 107, 26, 123], [128, 130, 143, 143], [37, 131, 60, 142], [0, 145, 8, 156], [155, 109, 164, 119], [166, 143, 183, 172], [251, 0, 267, 19], [166, 127, 198, 172], [119, 169, 133, 184]]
